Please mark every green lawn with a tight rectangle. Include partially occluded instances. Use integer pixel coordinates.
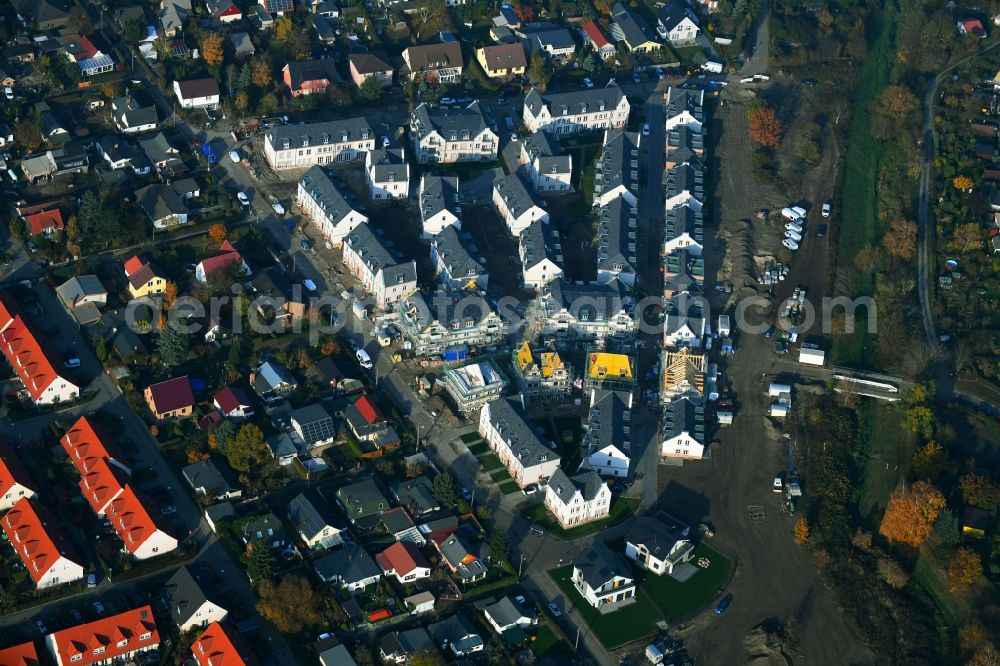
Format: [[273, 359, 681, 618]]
[[639, 544, 731, 620], [467, 441, 490, 455], [522, 497, 640, 540], [858, 401, 910, 523], [550, 566, 661, 648], [497, 479, 521, 495], [490, 469, 512, 482], [479, 453, 505, 472], [530, 623, 572, 659], [460, 432, 484, 444]]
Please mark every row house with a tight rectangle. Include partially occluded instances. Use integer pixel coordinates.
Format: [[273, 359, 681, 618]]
[[1, 498, 83, 589], [46, 606, 159, 666], [583, 388, 633, 474], [297, 165, 369, 245], [0, 440, 36, 511], [663, 291, 707, 349], [596, 198, 639, 288], [661, 393, 706, 460], [342, 222, 418, 309], [523, 83, 630, 135], [0, 294, 79, 405], [595, 128, 642, 208], [493, 172, 549, 236], [441, 359, 508, 415], [511, 342, 573, 402], [479, 398, 560, 488], [536, 278, 636, 347], [520, 132, 573, 193], [419, 174, 462, 237], [430, 226, 489, 291], [397, 291, 507, 356], [519, 219, 563, 289], [265, 118, 376, 169]]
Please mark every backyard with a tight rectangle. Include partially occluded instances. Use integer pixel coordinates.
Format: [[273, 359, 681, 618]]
[[462, 435, 522, 495]]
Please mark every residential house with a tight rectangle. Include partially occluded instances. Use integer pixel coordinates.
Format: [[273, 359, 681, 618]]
[[365, 148, 410, 201], [291, 403, 337, 448], [397, 291, 507, 355], [441, 359, 509, 415], [406, 591, 435, 615], [230, 31, 256, 57], [1, 498, 83, 588], [250, 267, 309, 330], [664, 249, 704, 293], [343, 395, 400, 456], [282, 59, 341, 97], [336, 479, 389, 524], [123, 255, 166, 299], [391, 476, 441, 516], [173, 78, 221, 109], [430, 226, 488, 290], [580, 20, 617, 59], [519, 219, 564, 290], [0, 643, 39, 665], [479, 398, 560, 487], [511, 343, 572, 401], [308, 356, 364, 395], [136, 184, 189, 229], [381, 507, 424, 545], [587, 442, 631, 478], [266, 118, 375, 169], [664, 292, 706, 349], [433, 532, 489, 582], [196, 240, 249, 283], [660, 393, 706, 460], [296, 165, 370, 244], [314, 543, 382, 591], [378, 628, 435, 665], [572, 546, 637, 610], [164, 566, 228, 632], [611, 2, 661, 52], [520, 23, 577, 60], [595, 128, 642, 207], [410, 102, 498, 164], [61, 36, 114, 77], [482, 596, 537, 636], [23, 209, 64, 236], [523, 83, 630, 135], [0, 295, 79, 405], [402, 42, 464, 82], [664, 87, 705, 133], [663, 194, 704, 258], [419, 174, 462, 236], [0, 440, 36, 511], [376, 541, 432, 584], [45, 607, 159, 666], [349, 52, 394, 88], [624, 517, 695, 575], [584, 388, 633, 469], [144, 376, 195, 420], [288, 492, 343, 549], [959, 18, 988, 38], [655, 2, 700, 44], [537, 278, 636, 345], [665, 125, 705, 169], [429, 614, 484, 657], [259, 0, 294, 16], [105, 485, 178, 559], [159, 0, 191, 36], [251, 360, 297, 402], [138, 133, 182, 174], [192, 622, 258, 666], [10, 0, 69, 29], [520, 132, 573, 193], [213, 386, 254, 420], [182, 458, 242, 500], [98, 136, 150, 173], [660, 348, 705, 400], [207, 0, 242, 22], [475, 42, 527, 79], [56, 275, 108, 326], [493, 172, 549, 236], [112, 96, 158, 134], [242, 513, 287, 550], [596, 198, 639, 287], [544, 464, 612, 528]]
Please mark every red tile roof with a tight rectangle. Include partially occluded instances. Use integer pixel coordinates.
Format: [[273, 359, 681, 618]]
[[375, 541, 429, 577], [61, 416, 125, 475], [75, 36, 99, 60], [0, 293, 16, 328], [192, 622, 259, 666], [0, 640, 40, 666], [49, 606, 159, 666], [79, 457, 128, 515], [24, 209, 64, 235], [146, 376, 195, 415], [0, 440, 35, 502], [353, 395, 382, 425], [582, 20, 610, 48], [213, 386, 251, 415], [123, 256, 145, 277], [106, 485, 170, 554], [0, 498, 79, 585], [0, 314, 71, 402], [127, 263, 161, 290], [198, 241, 244, 280]]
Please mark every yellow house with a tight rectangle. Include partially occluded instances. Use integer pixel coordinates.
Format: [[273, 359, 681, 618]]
[[476, 43, 527, 79], [124, 255, 166, 299]]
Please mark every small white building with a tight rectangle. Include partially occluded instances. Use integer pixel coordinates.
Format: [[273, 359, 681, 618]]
[[493, 173, 549, 236], [587, 443, 630, 478], [365, 148, 410, 201], [297, 165, 369, 246], [624, 517, 695, 576], [173, 78, 221, 109], [798, 347, 825, 366], [571, 547, 636, 610], [520, 133, 573, 193], [519, 219, 563, 290], [543, 465, 612, 528]]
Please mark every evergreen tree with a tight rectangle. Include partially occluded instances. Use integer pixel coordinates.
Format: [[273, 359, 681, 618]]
[[156, 323, 190, 366]]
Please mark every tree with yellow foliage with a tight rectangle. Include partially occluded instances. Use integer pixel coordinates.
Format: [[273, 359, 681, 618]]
[[208, 223, 229, 245], [879, 481, 946, 548], [201, 33, 224, 67], [793, 518, 809, 544], [947, 547, 982, 591], [952, 175, 974, 190]]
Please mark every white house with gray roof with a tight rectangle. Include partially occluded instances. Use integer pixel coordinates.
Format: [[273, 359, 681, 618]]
[[431, 226, 488, 290], [661, 393, 706, 460], [314, 542, 382, 591], [342, 222, 418, 309], [663, 201, 704, 257], [655, 1, 700, 45], [265, 117, 375, 169], [665, 87, 706, 133], [544, 463, 612, 528], [595, 128, 642, 208], [398, 291, 507, 355], [596, 198, 639, 288], [572, 545, 637, 611], [584, 388, 634, 468], [522, 83, 630, 135], [481, 596, 537, 635], [365, 148, 410, 200], [410, 101, 498, 164], [537, 278, 636, 345], [479, 398, 560, 488], [664, 292, 706, 349], [164, 566, 228, 632], [519, 133, 573, 193], [419, 175, 463, 237], [288, 492, 343, 550], [297, 166, 369, 246], [493, 172, 549, 236], [519, 219, 563, 290], [625, 516, 695, 575]]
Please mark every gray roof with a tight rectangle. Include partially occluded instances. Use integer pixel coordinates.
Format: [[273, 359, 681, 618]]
[[611, 2, 658, 47], [598, 128, 641, 198], [666, 126, 705, 161], [665, 87, 705, 123], [596, 198, 638, 272], [664, 162, 704, 200], [11, 0, 68, 26], [56, 275, 106, 306], [379, 628, 434, 660], [657, 1, 695, 32], [429, 614, 483, 654], [662, 393, 705, 441], [528, 27, 576, 52], [483, 398, 558, 469], [584, 389, 631, 450], [520, 219, 563, 271], [138, 133, 178, 166], [284, 59, 341, 90], [573, 545, 633, 589], [664, 203, 703, 245], [337, 479, 389, 519], [664, 267, 702, 295], [288, 492, 339, 541], [545, 279, 628, 320], [314, 542, 381, 584], [182, 458, 239, 496], [380, 507, 416, 534], [299, 165, 360, 226], [252, 360, 297, 395], [229, 31, 255, 56], [368, 148, 409, 183], [402, 291, 496, 329], [524, 83, 626, 120], [165, 566, 224, 627], [411, 101, 490, 141], [318, 644, 359, 666], [494, 172, 543, 219], [483, 596, 535, 628], [291, 403, 332, 427], [136, 184, 187, 221], [243, 512, 287, 545], [391, 476, 440, 514], [419, 174, 462, 222], [171, 177, 199, 197], [665, 248, 703, 280], [343, 222, 417, 287], [112, 96, 158, 129], [625, 517, 686, 556], [432, 226, 485, 280], [522, 132, 572, 174], [438, 533, 489, 580], [268, 118, 373, 151], [547, 464, 605, 504]]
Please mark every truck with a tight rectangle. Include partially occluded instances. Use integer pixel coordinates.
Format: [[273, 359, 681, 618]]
[[352, 301, 368, 321], [717, 314, 731, 337]]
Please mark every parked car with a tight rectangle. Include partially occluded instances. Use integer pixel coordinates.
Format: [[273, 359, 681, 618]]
[[522, 484, 538, 495], [3, 87, 12, 100], [632, 72, 641, 84], [229, 150, 241, 163], [87, 573, 97, 587], [714, 593, 733, 614], [785, 222, 803, 234], [821, 201, 831, 217], [582, 77, 594, 89], [93, 601, 106, 616], [548, 602, 562, 617], [381, 136, 390, 148], [440, 97, 456, 105], [782, 238, 799, 251], [801, 78, 817, 87], [237, 191, 250, 206], [510, 132, 518, 142], [272, 202, 285, 215], [460, 487, 473, 501], [763, 326, 775, 339], [817, 224, 827, 237], [529, 524, 545, 536], [656, 67, 666, 79], [299, 239, 312, 251], [784, 229, 802, 242], [642, 123, 651, 136]]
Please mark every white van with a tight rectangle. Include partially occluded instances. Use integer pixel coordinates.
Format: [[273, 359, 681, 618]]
[[356, 349, 373, 369]]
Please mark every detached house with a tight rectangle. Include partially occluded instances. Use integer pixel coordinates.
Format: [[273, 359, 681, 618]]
[[207, 0, 242, 22], [479, 398, 560, 488], [344, 395, 401, 456], [544, 464, 612, 528], [314, 542, 382, 591], [164, 565, 229, 632], [379, 628, 435, 665], [402, 42, 464, 83], [336, 479, 389, 525], [625, 517, 695, 576], [297, 165, 369, 245], [343, 223, 418, 309], [242, 513, 287, 550], [476, 42, 527, 79], [283, 59, 341, 97], [520, 132, 573, 193], [349, 52, 394, 88], [572, 546, 637, 611], [124, 255, 166, 299], [611, 2, 661, 52], [24, 208, 64, 236], [288, 492, 343, 549], [376, 541, 432, 584], [1, 498, 83, 588], [136, 184, 189, 229], [410, 102, 498, 164], [434, 532, 489, 582], [213, 386, 254, 419], [173, 78, 221, 109], [655, 2, 700, 44], [482, 596, 537, 636], [365, 148, 410, 200], [581, 20, 617, 59], [251, 360, 297, 402], [196, 241, 249, 283], [266, 118, 375, 170], [493, 172, 549, 236], [259, 0, 294, 16], [144, 376, 195, 420], [523, 84, 630, 135], [112, 96, 158, 134]]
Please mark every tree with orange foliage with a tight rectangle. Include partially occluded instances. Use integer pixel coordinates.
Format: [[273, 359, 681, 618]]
[[163, 281, 178, 310], [952, 175, 974, 190], [969, 643, 1000, 666], [201, 33, 224, 67], [878, 480, 946, 548], [881, 218, 917, 260], [748, 104, 782, 149], [186, 448, 209, 464], [947, 547, 982, 591], [793, 518, 809, 544], [208, 223, 229, 245], [950, 223, 983, 253]]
